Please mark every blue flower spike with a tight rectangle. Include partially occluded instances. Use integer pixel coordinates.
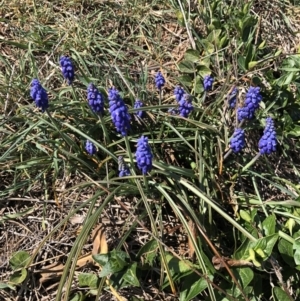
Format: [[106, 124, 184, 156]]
[[59, 56, 75, 85], [258, 117, 277, 155], [87, 83, 104, 114], [85, 140, 96, 155], [228, 87, 238, 109], [136, 136, 153, 175], [118, 156, 130, 177], [30, 79, 49, 112], [178, 94, 193, 118], [155, 71, 165, 90], [230, 128, 245, 153], [174, 86, 185, 102], [237, 86, 262, 122], [108, 87, 131, 136], [203, 75, 214, 91], [134, 99, 144, 118]]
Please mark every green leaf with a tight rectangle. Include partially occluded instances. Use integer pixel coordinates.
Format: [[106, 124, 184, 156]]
[[177, 75, 193, 87], [184, 49, 200, 63], [248, 61, 258, 70], [262, 214, 276, 235], [259, 234, 279, 257], [166, 253, 192, 276], [194, 76, 204, 94], [178, 60, 195, 73], [122, 262, 140, 287], [273, 286, 291, 301], [78, 273, 99, 289], [179, 273, 210, 301], [237, 267, 253, 289], [9, 251, 30, 270], [197, 65, 212, 78], [69, 292, 85, 301], [9, 268, 27, 285], [240, 209, 252, 223], [293, 240, 300, 265], [137, 239, 158, 266], [278, 239, 294, 266], [0, 282, 16, 290]]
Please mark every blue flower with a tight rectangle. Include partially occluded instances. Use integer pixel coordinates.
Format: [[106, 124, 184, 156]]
[[155, 71, 165, 90], [59, 56, 75, 85], [228, 87, 238, 109], [30, 79, 49, 112], [134, 99, 144, 118], [178, 94, 193, 118], [230, 128, 245, 153], [136, 136, 153, 175], [87, 83, 104, 114], [85, 140, 96, 155], [174, 86, 185, 102], [203, 75, 214, 91], [108, 87, 131, 136], [258, 117, 277, 155], [237, 86, 262, 122], [118, 156, 130, 177]]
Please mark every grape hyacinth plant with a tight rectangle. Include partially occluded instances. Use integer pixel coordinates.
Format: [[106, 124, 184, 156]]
[[136, 136, 153, 175], [230, 128, 245, 153], [87, 83, 104, 114], [108, 87, 131, 136], [118, 156, 130, 177], [59, 56, 75, 85], [174, 86, 185, 102], [203, 75, 214, 91], [228, 87, 238, 109], [154, 71, 165, 90], [258, 117, 277, 155], [178, 94, 193, 118], [30, 79, 49, 112], [85, 140, 96, 155], [237, 86, 262, 122], [134, 99, 144, 118]]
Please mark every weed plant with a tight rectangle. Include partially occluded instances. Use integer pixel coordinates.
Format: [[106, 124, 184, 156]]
[[1, 0, 300, 301]]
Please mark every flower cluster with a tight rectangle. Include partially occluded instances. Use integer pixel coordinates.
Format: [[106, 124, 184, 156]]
[[155, 71, 165, 90], [203, 75, 214, 91], [118, 156, 130, 177], [87, 83, 104, 114], [237, 86, 262, 122], [230, 128, 245, 153], [136, 136, 153, 175], [60, 56, 75, 85], [258, 117, 277, 155], [174, 86, 185, 102], [178, 94, 193, 118], [134, 99, 144, 118], [30, 79, 49, 112], [108, 87, 131, 136], [85, 140, 96, 155], [228, 87, 238, 109]]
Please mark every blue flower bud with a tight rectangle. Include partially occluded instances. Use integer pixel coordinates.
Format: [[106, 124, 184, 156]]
[[228, 87, 238, 109], [155, 71, 165, 90], [136, 136, 153, 175], [30, 79, 49, 112], [108, 87, 131, 136], [203, 75, 214, 91], [259, 117, 277, 155], [59, 56, 75, 85], [230, 128, 245, 153], [174, 86, 185, 102], [178, 94, 193, 118], [87, 83, 104, 114], [85, 140, 96, 155], [118, 156, 130, 177], [134, 99, 144, 118]]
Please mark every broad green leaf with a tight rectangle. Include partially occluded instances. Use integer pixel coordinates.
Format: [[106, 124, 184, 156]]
[[262, 215, 276, 235], [237, 267, 253, 289], [9, 251, 30, 270], [177, 75, 193, 87], [92, 253, 109, 266], [178, 60, 195, 73], [69, 292, 84, 301], [180, 273, 210, 301], [240, 209, 251, 223], [194, 76, 204, 94], [122, 262, 139, 287], [278, 239, 294, 266], [0, 282, 16, 290], [248, 61, 258, 69], [166, 253, 192, 275], [78, 273, 98, 289], [184, 49, 200, 63], [137, 239, 158, 266], [197, 65, 212, 78], [260, 234, 279, 257], [273, 286, 291, 301], [293, 240, 300, 265], [9, 268, 27, 285]]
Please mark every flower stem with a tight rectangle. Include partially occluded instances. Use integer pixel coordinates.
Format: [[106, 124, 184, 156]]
[[232, 153, 261, 180]]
